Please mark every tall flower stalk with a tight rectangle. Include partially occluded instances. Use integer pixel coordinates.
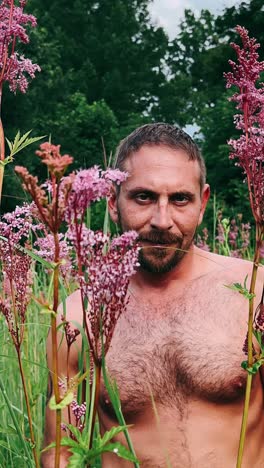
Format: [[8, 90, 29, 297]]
[[0, 204, 41, 466], [15, 143, 74, 468], [0, 0, 40, 203], [224, 26, 264, 467], [15, 146, 140, 465], [65, 167, 139, 445]]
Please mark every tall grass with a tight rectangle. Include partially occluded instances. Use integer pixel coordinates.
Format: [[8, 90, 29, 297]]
[[0, 270, 49, 466]]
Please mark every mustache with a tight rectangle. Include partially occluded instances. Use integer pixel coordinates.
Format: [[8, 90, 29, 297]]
[[138, 231, 183, 245]]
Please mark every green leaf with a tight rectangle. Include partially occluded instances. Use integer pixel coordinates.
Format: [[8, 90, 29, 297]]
[[100, 425, 131, 447], [6, 130, 46, 158], [253, 329, 263, 349], [40, 307, 56, 317], [68, 452, 86, 468], [42, 437, 80, 453], [49, 392, 74, 410], [67, 424, 83, 444], [87, 442, 139, 463], [225, 280, 255, 300], [241, 359, 264, 374]]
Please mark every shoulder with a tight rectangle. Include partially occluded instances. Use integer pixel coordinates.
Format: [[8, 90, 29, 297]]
[[196, 247, 263, 301]]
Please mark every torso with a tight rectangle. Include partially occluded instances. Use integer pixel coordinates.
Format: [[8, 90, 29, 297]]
[[98, 253, 264, 467]]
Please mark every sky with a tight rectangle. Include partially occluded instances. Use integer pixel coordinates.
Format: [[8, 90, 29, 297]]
[[150, 0, 242, 39]]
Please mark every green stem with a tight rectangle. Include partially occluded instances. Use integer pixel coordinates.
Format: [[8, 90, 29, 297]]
[[236, 374, 253, 468], [86, 363, 98, 448], [51, 232, 61, 468], [236, 224, 263, 468], [16, 348, 39, 468]]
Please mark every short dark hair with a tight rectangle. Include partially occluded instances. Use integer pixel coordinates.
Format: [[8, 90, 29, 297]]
[[114, 123, 206, 188]]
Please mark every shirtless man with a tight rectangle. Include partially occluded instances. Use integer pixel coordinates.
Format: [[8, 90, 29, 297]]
[[43, 123, 264, 467]]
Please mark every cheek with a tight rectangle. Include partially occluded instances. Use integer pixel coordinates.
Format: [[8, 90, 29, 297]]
[[175, 208, 201, 233], [119, 204, 150, 230]]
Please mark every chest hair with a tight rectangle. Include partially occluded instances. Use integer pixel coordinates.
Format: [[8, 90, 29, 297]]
[[103, 275, 250, 418]]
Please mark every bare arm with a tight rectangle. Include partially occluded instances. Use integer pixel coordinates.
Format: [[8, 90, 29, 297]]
[[41, 290, 83, 467]]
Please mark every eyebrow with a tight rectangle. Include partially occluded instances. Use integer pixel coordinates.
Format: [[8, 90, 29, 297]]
[[127, 188, 195, 200]]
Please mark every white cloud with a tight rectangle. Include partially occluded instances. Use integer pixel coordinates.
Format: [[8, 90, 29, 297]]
[[150, 0, 241, 39]]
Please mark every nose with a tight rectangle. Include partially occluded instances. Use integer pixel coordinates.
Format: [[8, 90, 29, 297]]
[[150, 203, 173, 231]]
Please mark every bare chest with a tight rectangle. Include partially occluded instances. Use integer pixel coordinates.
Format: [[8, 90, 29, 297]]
[[101, 279, 249, 419]]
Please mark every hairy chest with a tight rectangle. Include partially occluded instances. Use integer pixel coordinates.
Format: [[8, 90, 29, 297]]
[[102, 281, 250, 418]]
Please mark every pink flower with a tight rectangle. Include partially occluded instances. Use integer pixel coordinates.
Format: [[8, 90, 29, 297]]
[[0, 203, 36, 347], [224, 26, 264, 224], [0, 0, 40, 93], [68, 227, 139, 363], [65, 167, 128, 225], [34, 233, 72, 280]]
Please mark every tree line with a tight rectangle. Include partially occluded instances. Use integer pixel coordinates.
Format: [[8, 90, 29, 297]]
[[2, 0, 263, 222]]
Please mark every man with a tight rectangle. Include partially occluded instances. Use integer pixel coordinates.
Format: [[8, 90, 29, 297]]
[[43, 123, 264, 467]]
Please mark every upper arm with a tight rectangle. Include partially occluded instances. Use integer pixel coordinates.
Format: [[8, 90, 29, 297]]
[[42, 290, 84, 465]]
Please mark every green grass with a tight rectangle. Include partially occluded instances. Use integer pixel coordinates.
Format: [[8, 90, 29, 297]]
[[0, 272, 49, 466]]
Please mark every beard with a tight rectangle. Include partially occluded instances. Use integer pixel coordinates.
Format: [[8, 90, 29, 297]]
[[137, 230, 188, 273], [117, 207, 193, 273]]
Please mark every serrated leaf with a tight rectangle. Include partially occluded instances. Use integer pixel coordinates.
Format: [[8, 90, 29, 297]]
[[67, 424, 83, 444], [41, 437, 80, 453], [6, 138, 12, 152], [87, 442, 139, 463], [49, 392, 74, 410], [6, 130, 46, 158], [225, 282, 255, 300], [68, 452, 86, 468], [100, 425, 130, 447]]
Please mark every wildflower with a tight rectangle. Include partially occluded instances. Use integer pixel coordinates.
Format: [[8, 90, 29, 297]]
[[68, 228, 140, 364], [35, 143, 73, 179], [224, 26, 264, 224], [15, 143, 74, 233], [196, 227, 210, 252], [0, 0, 40, 93], [65, 166, 128, 225], [60, 315, 80, 347], [34, 233, 72, 280], [0, 203, 35, 347]]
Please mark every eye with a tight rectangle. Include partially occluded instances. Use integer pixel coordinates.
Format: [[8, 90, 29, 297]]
[[134, 192, 154, 204], [170, 193, 191, 205]]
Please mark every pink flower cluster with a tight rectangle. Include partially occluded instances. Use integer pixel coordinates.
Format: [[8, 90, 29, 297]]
[[0, 203, 37, 347], [69, 228, 139, 363], [0, 0, 40, 93], [195, 227, 210, 252], [65, 166, 128, 225], [224, 26, 264, 224], [34, 233, 72, 280]]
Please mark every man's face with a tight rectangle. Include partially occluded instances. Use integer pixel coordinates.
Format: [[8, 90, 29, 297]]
[[110, 144, 210, 273]]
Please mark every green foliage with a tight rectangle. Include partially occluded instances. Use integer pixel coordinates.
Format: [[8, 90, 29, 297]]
[[5, 131, 45, 160], [49, 94, 119, 169], [49, 392, 75, 410], [225, 276, 256, 301], [43, 425, 138, 466], [241, 359, 264, 375]]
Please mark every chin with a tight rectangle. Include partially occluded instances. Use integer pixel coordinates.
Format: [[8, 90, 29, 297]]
[[139, 251, 185, 274]]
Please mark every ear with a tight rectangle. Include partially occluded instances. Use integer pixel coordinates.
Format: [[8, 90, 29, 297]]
[[198, 184, 210, 226], [108, 185, 119, 224]]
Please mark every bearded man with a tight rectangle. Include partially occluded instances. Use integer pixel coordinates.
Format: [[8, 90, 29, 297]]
[[43, 123, 264, 468]]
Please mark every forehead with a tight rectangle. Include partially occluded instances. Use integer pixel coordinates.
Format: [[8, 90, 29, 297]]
[[122, 144, 201, 193]]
